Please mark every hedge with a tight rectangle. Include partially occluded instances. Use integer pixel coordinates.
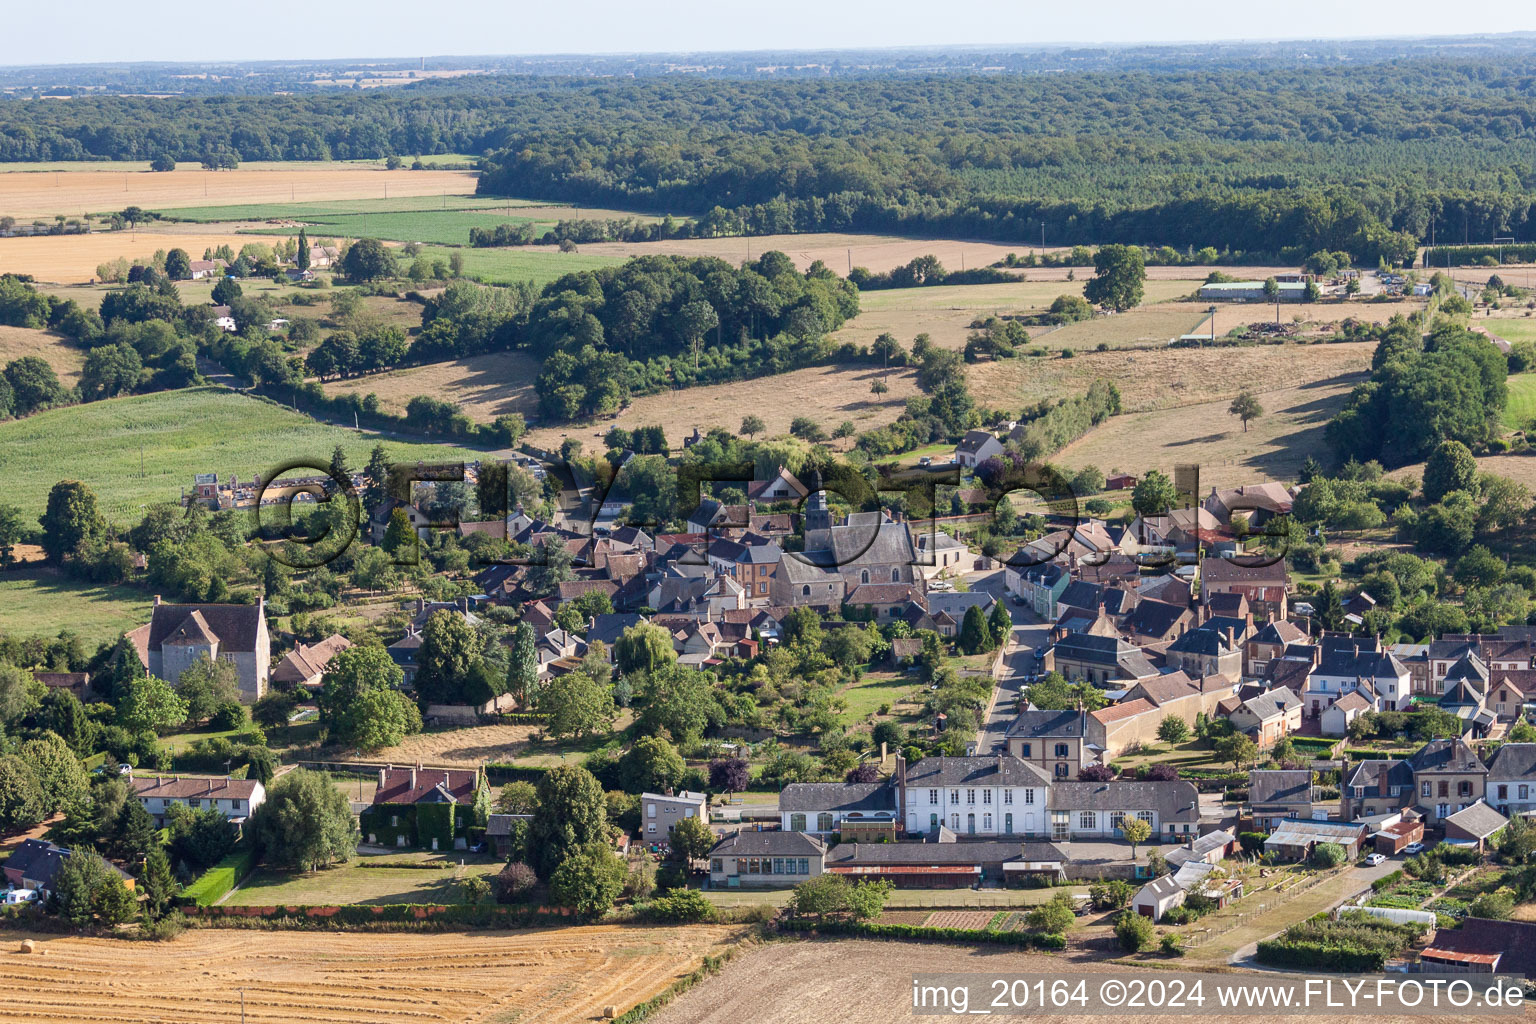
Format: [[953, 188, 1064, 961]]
[[1255, 938, 1391, 972], [183, 902, 573, 930], [779, 918, 1066, 949], [483, 762, 552, 783], [490, 713, 548, 726], [181, 848, 254, 907], [1371, 870, 1404, 893]]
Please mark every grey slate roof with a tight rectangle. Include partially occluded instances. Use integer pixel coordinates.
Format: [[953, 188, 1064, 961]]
[[709, 830, 827, 858], [1444, 800, 1509, 839], [777, 782, 896, 814], [824, 840, 1065, 867], [1406, 737, 1485, 775], [1045, 780, 1200, 822], [1315, 636, 1406, 679], [904, 755, 1052, 789], [147, 601, 263, 653], [1058, 581, 1103, 610], [1488, 743, 1536, 782], [825, 519, 915, 568], [924, 592, 996, 619], [1248, 770, 1313, 807], [1167, 626, 1236, 657], [1344, 758, 1415, 791], [1006, 709, 1087, 739]]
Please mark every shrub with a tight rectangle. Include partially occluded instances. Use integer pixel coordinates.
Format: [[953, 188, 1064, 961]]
[[1371, 869, 1405, 893], [1115, 910, 1156, 952], [180, 849, 254, 907], [493, 862, 538, 903], [1089, 879, 1133, 910], [1469, 891, 1514, 920], [1311, 842, 1347, 868], [644, 888, 717, 923], [1160, 932, 1184, 956]]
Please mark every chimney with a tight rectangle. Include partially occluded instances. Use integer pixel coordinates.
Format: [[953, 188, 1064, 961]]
[[996, 753, 1006, 774], [153, 595, 162, 607], [378, 767, 387, 789], [410, 768, 417, 790], [416, 597, 426, 614]]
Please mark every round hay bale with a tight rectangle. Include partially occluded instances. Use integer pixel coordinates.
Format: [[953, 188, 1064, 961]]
[[18, 940, 35, 954], [603, 1006, 617, 1019]]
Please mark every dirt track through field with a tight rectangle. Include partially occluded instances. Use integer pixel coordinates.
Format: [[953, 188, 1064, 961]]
[[0, 924, 746, 1024]]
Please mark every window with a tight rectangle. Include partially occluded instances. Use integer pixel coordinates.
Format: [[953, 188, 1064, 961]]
[[390, 815, 399, 827], [950, 789, 959, 803], [790, 813, 806, 831], [1051, 811, 1069, 842], [1003, 790, 1013, 805], [1079, 811, 1096, 830], [1024, 790, 1034, 805], [647, 823, 656, 833], [891, 568, 900, 582], [802, 585, 810, 596], [929, 789, 938, 805], [648, 804, 656, 818], [772, 858, 783, 874], [1422, 781, 1431, 798], [817, 812, 834, 832], [1019, 743, 1032, 758], [950, 814, 960, 829], [861, 570, 870, 584], [798, 858, 809, 874], [1522, 785, 1530, 800], [983, 813, 992, 831], [711, 858, 723, 873], [1054, 763, 1068, 778], [1136, 810, 1154, 825], [966, 789, 976, 805], [1439, 781, 1449, 798], [1110, 811, 1125, 831], [1500, 785, 1509, 800], [1055, 743, 1069, 758]]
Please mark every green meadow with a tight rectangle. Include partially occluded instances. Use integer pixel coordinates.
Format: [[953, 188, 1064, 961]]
[[0, 386, 485, 524]]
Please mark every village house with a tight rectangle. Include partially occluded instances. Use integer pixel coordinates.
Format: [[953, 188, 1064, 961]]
[[1045, 633, 1158, 687], [1263, 819, 1368, 860], [641, 790, 707, 837], [1162, 625, 1243, 679], [269, 634, 352, 689], [1005, 709, 1091, 779], [954, 429, 1004, 467], [130, 774, 266, 824], [747, 466, 809, 504], [896, 754, 1051, 837], [1486, 743, 1536, 818], [360, 766, 489, 851], [1131, 874, 1186, 920], [1245, 619, 1309, 678], [1320, 690, 1374, 737], [1199, 556, 1289, 622], [821, 839, 1066, 888], [4, 840, 134, 899], [778, 781, 898, 837], [1228, 688, 1302, 748], [1408, 736, 1488, 825], [1341, 759, 1416, 821], [1045, 779, 1203, 841], [1005, 561, 1069, 620], [1247, 770, 1314, 830], [1302, 635, 1411, 717], [1443, 801, 1509, 852], [708, 830, 825, 888], [126, 595, 271, 702]]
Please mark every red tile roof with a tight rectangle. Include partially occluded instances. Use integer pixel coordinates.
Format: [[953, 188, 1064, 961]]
[[373, 767, 481, 806]]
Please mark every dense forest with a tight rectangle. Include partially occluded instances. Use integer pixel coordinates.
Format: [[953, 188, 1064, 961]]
[[3, 56, 1536, 255]]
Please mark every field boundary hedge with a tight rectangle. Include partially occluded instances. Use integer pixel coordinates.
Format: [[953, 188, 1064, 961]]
[[182, 901, 576, 930], [613, 945, 751, 1024], [778, 918, 1066, 948]]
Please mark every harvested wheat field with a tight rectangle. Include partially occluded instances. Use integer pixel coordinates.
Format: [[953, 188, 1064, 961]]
[[1053, 377, 1365, 492], [0, 165, 477, 220], [969, 340, 1376, 416], [0, 231, 273, 283], [647, 939, 1480, 1024], [322, 350, 543, 422], [580, 233, 1063, 276], [522, 363, 922, 453], [0, 325, 84, 385], [0, 923, 747, 1024]]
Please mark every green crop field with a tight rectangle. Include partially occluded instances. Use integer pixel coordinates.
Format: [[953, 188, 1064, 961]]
[[417, 244, 625, 287], [0, 566, 156, 643], [237, 209, 562, 246], [0, 386, 485, 524], [1505, 372, 1536, 430], [155, 193, 535, 222]]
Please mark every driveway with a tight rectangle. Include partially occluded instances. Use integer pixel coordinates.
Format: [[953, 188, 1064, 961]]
[[969, 569, 1052, 753]]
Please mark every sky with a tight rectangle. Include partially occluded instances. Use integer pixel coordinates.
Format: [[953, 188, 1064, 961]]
[[7, 0, 1536, 66]]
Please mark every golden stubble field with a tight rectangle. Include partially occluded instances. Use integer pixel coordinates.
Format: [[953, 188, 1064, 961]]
[[0, 923, 749, 1024], [0, 165, 478, 219], [645, 939, 1483, 1024], [0, 324, 84, 384]]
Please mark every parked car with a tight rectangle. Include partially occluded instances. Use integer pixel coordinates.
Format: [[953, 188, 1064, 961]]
[[1401, 842, 1425, 856], [918, 456, 932, 467], [1365, 853, 1386, 867]]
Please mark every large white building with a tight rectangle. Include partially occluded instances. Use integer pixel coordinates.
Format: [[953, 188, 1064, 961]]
[[896, 755, 1051, 837]]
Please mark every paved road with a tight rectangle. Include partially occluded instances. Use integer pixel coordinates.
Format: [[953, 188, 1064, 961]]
[[1225, 855, 1411, 967], [969, 569, 1052, 754]]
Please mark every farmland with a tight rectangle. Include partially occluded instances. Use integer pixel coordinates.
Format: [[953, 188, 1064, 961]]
[[0, 163, 477, 220], [0, 567, 155, 643], [0, 230, 269, 283], [1053, 375, 1366, 492], [0, 325, 84, 385], [0, 386, 486, 524], [323, 350, 542, 420], [0, 923, 749, 1024], [415, 244, 624, 287], [339, 722, 613, 768], [1503, 373, 1536, 430]]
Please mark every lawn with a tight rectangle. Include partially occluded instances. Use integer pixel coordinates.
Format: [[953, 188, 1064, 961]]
[[223, 851, 503, 906], [1503, 372, 1536, 430], [0, 566, 154, 643], [835, 672, 924, 724], [0, 386, 486, 525]]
